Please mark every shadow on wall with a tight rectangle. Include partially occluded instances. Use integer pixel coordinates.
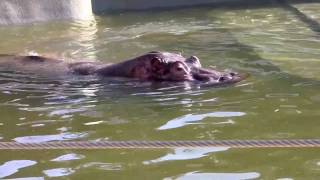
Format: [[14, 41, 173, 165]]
[[92, 0, 320, 13]]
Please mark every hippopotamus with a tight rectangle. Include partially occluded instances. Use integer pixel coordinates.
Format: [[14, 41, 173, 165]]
[[0, 51, 247, 86]]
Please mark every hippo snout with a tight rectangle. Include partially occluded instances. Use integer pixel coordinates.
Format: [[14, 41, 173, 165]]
[[218, 72, 238, 82]]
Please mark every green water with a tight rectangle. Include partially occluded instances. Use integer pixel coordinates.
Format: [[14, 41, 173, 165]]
[[0, 2, 320, 179]]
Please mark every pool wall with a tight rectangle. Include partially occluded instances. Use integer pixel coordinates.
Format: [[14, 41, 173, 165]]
[[92, 0, 244, 12], [0, 0, 93, 25]]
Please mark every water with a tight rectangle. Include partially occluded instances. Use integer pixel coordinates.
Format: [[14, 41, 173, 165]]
[[0, 2, 320, 179]]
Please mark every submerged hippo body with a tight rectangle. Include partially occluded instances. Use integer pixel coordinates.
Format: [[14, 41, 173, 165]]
[[0, 52, 247, 86]]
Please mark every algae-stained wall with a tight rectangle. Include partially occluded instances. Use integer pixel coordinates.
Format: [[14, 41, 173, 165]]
[[92, 0, 240, 12], [0, 0, 93, 25]]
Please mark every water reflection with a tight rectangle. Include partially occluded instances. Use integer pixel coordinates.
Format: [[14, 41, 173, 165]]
[[66, 20, 98, 60], [43, 168, 75, 178], [51, 153, 85, 162], [0, 160, 37, 178], [14, 132, 88, 143], [5, 177, 44, 180], [144, 147, 229, 165], [77, 162, 123, 171], [0, 19, 98, 61], [166, 171, 260, 180], [158, 112, 246, 130]]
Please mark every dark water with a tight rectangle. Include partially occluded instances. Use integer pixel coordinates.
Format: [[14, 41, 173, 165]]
[[0, 2, 320, 179]]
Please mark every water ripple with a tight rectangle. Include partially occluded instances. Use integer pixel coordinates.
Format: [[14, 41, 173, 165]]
[[157, 112, 246, 130], [43, 168, 75, 178], [144, 147, 229, 165], [78, 162, 123, 171], [166, 171, 261, 180], [13, 132, 88, 143], [51, 153, 85, 162]]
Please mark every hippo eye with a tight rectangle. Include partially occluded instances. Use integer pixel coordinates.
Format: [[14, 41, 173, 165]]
[[176, 67, 183, 72]]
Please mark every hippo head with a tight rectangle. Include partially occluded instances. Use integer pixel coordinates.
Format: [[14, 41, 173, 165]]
[[137, 51, 247, 86]]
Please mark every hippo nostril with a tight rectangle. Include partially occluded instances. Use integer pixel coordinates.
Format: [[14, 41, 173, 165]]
[[230, 72, 236, 76], [218, 76, 225, 82]]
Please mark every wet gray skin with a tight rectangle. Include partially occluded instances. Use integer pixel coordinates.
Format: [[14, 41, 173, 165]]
[[0, 52, 247, 86]]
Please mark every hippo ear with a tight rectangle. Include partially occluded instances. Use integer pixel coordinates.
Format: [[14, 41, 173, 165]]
[[185, 56, 201, 68]]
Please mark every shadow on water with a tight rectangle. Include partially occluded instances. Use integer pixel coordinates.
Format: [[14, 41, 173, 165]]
[[276, 0, 320, 34], [220, 31, 320, 89], [227, 0, 320, 85]]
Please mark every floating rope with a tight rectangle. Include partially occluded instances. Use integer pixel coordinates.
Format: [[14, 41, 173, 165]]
[[1, 139, 320, 150]]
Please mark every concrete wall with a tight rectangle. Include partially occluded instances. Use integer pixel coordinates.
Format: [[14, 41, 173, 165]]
[[0, 0, 93, 25], [92, 0, 243, 12], [91, 0, 318, 12]]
